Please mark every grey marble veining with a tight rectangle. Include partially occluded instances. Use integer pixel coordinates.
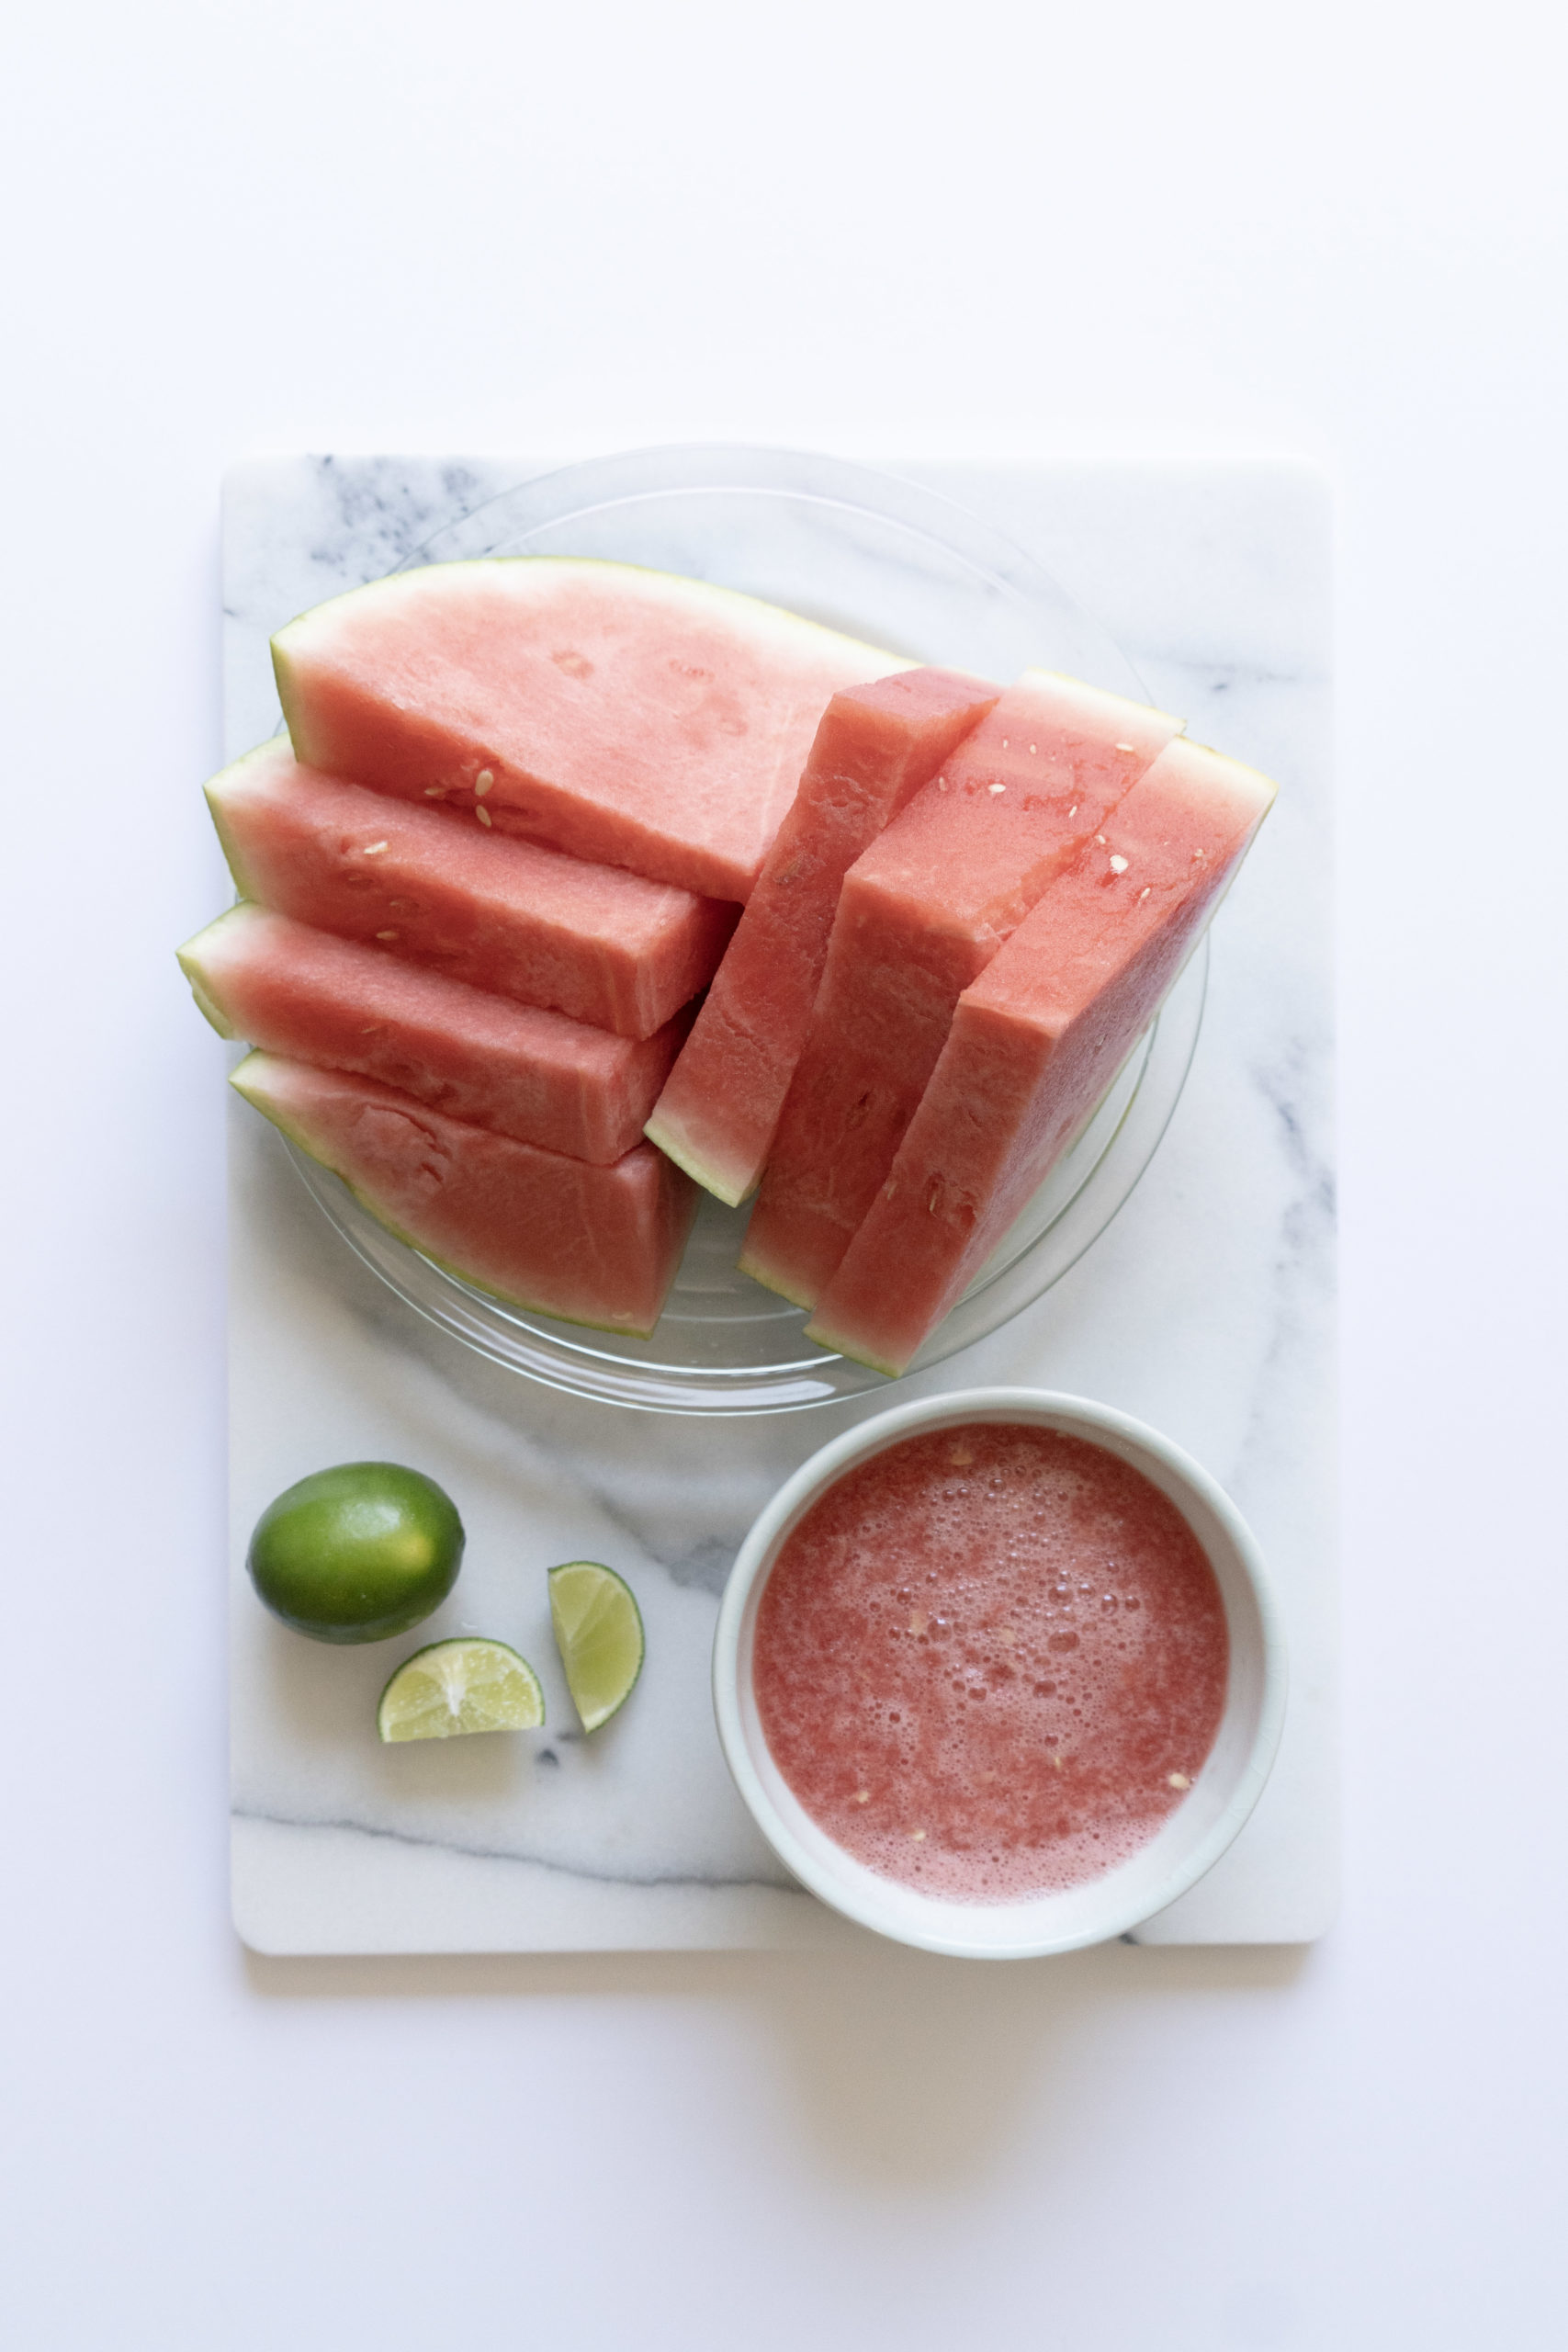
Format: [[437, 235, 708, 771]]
[[220, 454, 1335, 1953]]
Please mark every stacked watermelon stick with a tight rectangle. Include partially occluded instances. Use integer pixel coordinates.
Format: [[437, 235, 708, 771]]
[[180, 905, 693, 1166], [739, 673, 1183, 1310], [233, 1057, 697, 1340], [208, 741, 737, 1040], [806, 740, 1277, 1374], [645, 668, 1000, 1205]]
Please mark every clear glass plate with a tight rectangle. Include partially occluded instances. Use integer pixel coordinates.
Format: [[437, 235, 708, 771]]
[[282, 445, 1206, 1415]]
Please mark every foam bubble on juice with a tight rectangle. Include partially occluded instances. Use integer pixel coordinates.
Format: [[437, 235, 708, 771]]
[[752, 1424, 1229, 1903]]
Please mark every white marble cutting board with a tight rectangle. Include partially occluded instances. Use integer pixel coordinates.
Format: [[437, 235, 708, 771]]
[[220, 454, 1336, 1954]]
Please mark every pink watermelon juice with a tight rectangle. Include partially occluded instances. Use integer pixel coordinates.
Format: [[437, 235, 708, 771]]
[[752, 1423, 1229, 1900], [807, 738, 1278, 1374], [739, 673, 1182, 1309], [646, 667, 999, 1205], [207, 741, 736, 1041]]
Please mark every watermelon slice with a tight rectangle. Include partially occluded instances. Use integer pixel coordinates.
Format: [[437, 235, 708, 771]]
[[181, 904, 688, 1166], [207, 740, 736, 1041], [231, 1054, 697, 1338], [739, 673, 1183, 1308], [806, 740, 1277, 1373], [272, 559, 910, 903], [644, 667, 1000, 1204]]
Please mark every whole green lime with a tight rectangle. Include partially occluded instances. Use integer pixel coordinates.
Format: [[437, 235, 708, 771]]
[[247, 1462, 464, 1644]]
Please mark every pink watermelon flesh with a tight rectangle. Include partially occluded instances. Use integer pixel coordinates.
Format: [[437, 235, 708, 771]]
[[806, 739, 1277, 1373], [271, 558, 909, 903], [644, 667, 1001, 1204], [182, 904, 687, 1166], [739, 673, 1182, 1308], [207, 739, 737, 1040], [231, 1053, 697, 1338]]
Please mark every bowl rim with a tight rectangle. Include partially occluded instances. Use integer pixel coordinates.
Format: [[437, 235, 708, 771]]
[[712, 1386, 1288, 1957]]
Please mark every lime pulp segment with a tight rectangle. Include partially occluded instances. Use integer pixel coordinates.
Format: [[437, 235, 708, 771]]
[[547, 1562, 645, 1732], [377, 1638, 545, 1742]]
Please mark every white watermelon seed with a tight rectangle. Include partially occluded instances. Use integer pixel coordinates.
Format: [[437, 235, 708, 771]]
[[476, 807, 492, 827], [1109, 854, 1130, 875], [1115, 741, 1136, 752], [475, 771, 494, 795], [363, 841, 389, 855], [423, 786, 446, 797], [377, 930, 399, 941]]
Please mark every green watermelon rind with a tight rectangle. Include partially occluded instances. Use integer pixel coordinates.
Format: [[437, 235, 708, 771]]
[[202, 743, 272, 901], [177, 926, 240, 1041], [640, 1105, 756, 1210], [732, 1249, 818, 1313]]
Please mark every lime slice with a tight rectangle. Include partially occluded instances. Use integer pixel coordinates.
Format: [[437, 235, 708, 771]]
[[377, 1638, 545, 1742], [248, 1462, 463, 1645], [548, 1561, 645, 1731]]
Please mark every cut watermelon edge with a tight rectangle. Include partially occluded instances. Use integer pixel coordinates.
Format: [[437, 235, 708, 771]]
[[733, 1248, 819, 1313], [640, 1108, 757, 1210]]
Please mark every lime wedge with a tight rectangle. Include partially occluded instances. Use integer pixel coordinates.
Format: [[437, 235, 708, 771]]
[[377, 1638, 545, 1742], [548, 1561, 645, 1731]]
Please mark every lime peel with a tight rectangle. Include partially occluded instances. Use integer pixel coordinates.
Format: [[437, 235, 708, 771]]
[[248, 1461, 464, 1645], [548, 1562, 645, 1732], [377, 1637, 545, 1742]]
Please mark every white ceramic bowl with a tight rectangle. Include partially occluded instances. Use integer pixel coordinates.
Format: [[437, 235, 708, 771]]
[[713, 1388, 1287, 1958]]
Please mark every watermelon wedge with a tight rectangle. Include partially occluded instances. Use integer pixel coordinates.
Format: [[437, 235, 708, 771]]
[[207, 740, 736, 1040], [272, 559, 910, 903], [739, 673, 1182, 1308], [232, 1054, 697, 1337], [644, 667, 1000, 1204], [805, 739, 1277, 1373], [181, 904, 688, 1166]]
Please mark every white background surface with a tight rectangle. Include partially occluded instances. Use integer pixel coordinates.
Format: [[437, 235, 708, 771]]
[[2, 5, 1563, 2347]]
